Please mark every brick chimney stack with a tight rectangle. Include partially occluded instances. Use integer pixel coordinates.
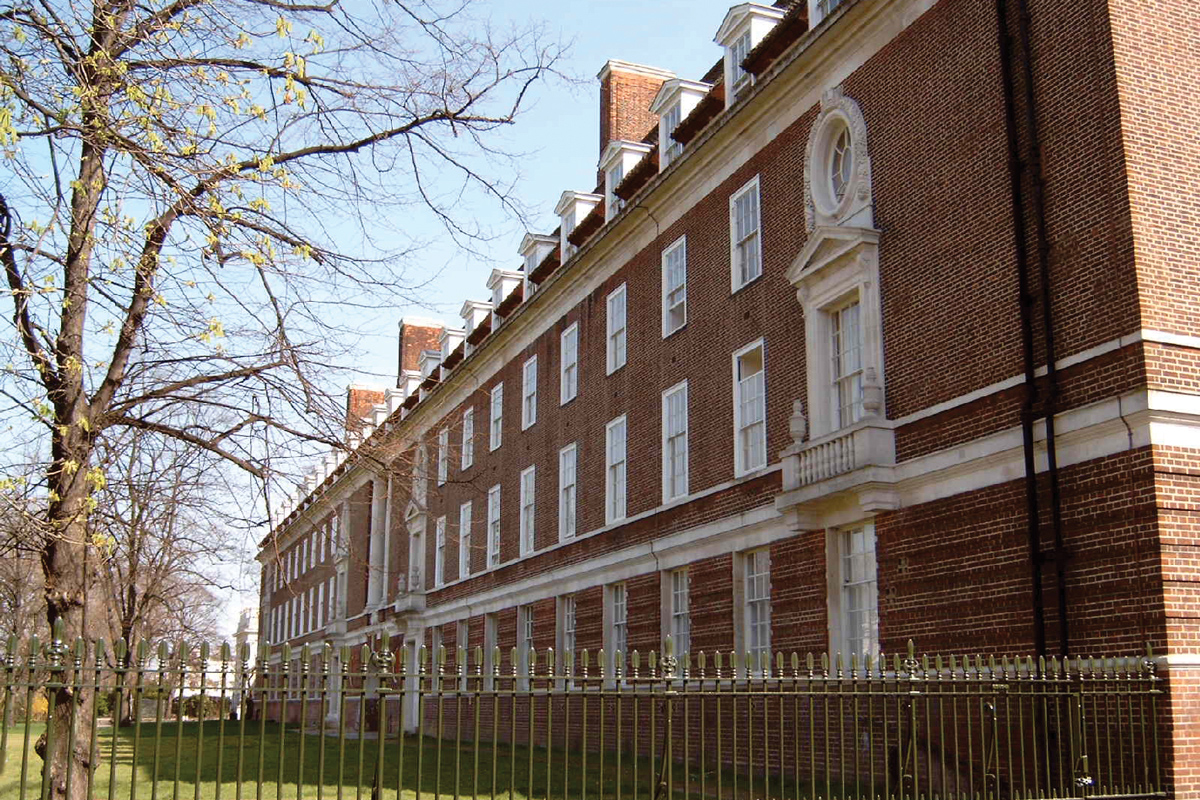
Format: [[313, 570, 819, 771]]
[[396, 317, 445, 382], [597, 60, 675, 184], [345, 385, 385, 435]]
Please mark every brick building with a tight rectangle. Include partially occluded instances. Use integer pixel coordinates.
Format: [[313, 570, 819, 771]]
[[256, 0, 1200, 792]]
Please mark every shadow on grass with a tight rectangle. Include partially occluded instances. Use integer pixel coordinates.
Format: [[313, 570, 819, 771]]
[[0, 721, 832, 800], [114, 720, 824, 800]]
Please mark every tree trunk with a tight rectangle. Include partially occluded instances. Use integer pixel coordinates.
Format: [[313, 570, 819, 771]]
[[40, 463, 97, 800]]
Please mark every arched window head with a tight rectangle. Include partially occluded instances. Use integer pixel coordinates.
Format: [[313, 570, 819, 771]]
[[805, 87, 873, 232]]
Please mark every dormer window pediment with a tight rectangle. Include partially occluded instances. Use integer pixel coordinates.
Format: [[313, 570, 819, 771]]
[[714, 3, 785, 108]]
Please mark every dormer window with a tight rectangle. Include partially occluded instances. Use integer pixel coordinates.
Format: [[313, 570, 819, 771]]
[[661, 105, 682, 165], [438, 327, 465, 361], [607, 163, 625, 217], [650, 79, 713, 170], [600, 142, 652, 222], [714, 4, 785, 109], [486, 269, 523, 318], [518, 233, 556, 292], [561, 209, 577, 260], [460, 300, 492, 335], [730, 31, 752, 97], [554, 192, 602, 261], [419, 349, 441, 380], [811, 0, 843, 26]]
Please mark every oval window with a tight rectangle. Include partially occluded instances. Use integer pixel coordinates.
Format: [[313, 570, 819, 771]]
[[829, 124, 853, 204]]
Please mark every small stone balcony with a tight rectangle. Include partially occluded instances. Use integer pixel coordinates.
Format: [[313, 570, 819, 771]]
[[392, 586, 426, 617], [774, 374, 899, 521]]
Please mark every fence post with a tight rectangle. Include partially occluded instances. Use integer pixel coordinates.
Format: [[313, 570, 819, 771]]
[[1, 634, 16, 771], [904, 640, 921, 800], [661, 636, 677, 800], [42, 619, 68, 800]]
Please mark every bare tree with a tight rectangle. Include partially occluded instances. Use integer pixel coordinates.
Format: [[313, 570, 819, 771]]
[[90, 433, 228, 647], [0, 508, 47, 645], [0, 0, 564, 794]]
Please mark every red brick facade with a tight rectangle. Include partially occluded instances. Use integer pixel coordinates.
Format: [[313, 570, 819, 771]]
[[258, 0, 1200, 792]]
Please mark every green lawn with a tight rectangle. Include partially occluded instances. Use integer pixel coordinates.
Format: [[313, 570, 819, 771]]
[[0, 721, 812, 800]]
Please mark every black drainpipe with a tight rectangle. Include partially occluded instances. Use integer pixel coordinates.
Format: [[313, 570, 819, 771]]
[[995, 0, 1068, 658]]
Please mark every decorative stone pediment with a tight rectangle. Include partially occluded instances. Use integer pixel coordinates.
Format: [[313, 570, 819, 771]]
[[404, 500, 424, 523], [787, 225, 880, 303]]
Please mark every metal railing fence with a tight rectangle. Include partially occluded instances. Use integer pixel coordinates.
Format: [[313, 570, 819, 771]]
[[0, 625, 1164, 800]]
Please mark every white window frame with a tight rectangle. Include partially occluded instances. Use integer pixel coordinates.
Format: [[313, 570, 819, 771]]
[[733, 339, 768, 477], [486, 484, 501, 568], [519, 465, 536, 557], [461, 408, 475, 471], [456, 620, 470, 689], [489, 383, 503, 451], [606, 284, 627, 375], [828, 521, 879, 659], [483, 613, 498, 690], [433, 516, 446, 588], [558, 443, 577, 542], [662, 235, 687, 337], [606, 162, 625, 219], [730, 176, 762, 292], [605, 415, 628, 525], [518, 604, 535, 686], [742, 549, 771, 675], [606, 582, 629, 680], [317, 582, 325, 629], [436, 428, 449, 486], [792, 230, 884, 441], [560, 323, 579, 405], [830, 297, 864, 430], [810, 0, 844, 26], [557, 594, 577, 688], [561, 208, 577, 261], [522, 355, 538, 429], [458, 501, 472, 580], [662, 381, 689, 502], [431, 626, 444, 666], [669, 568, 691, 657], [660, 102, 683, 168], [729, 30, 753, 99]]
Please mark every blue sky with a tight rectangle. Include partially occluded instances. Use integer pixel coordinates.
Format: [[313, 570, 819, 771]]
[[346, 0, 734, 388], [217, 1, 739, 632]]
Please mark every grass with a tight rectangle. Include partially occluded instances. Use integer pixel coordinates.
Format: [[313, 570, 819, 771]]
[[0, 720, 813, 800]]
